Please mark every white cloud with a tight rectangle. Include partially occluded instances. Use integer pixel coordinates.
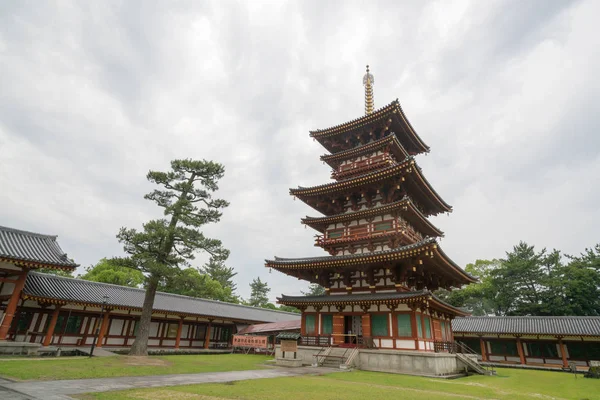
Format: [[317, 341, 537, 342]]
[[0, 0, 597, 300]]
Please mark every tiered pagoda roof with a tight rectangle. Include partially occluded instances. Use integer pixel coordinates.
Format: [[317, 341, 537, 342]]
[[310, 100, 430, 155], [291, 158, 452, 217], [301, 196, 444, 238], [278, 291, 469, 317], [267, 67, 472, 299]]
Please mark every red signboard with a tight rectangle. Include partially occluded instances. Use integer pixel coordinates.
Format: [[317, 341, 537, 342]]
[[232, 335, 269, 349]]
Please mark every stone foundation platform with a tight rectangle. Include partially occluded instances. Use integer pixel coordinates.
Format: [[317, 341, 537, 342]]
[[0, 341, 40, 355]]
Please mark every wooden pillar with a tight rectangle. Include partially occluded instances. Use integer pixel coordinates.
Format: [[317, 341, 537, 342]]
[[0, 271, 28, 340], [96, 311, 110, 348], [361, 313, 371, 342], [516, 337, 525, 365], [480, 337, 487, 361], [42, 306, 62, 346], [300, 314, 306, 336], [411, 310, 419, 350], [175, 318, 184, 349], [204, 321, 212, 349], [558, 339, 569, 368], [332, 314, 345, 345]]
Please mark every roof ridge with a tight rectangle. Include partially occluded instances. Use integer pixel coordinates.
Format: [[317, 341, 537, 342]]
[[461, 315, 600, 319], [29, 271, 299, 316], [0, 225, 58, 239], [310, 100, 398, 135], [290, 156, 414, 193], [268, 237, 437, 263]]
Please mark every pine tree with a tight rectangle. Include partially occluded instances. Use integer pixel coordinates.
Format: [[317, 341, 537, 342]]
[[115, 159, 229, 356], [201, 258, 237, 292], [248, 277, 270, 308]]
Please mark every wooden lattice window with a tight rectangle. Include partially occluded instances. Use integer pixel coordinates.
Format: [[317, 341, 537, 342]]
[[416, 314, 423, 338], [327, 230, 344, 239], [396, 314, 412, 337], [374, 221, 393, 232], [304, 314, 316, 335], [321, 315, 333, 335], [423, 316, 432, 339], [371, 314, 389, 337]]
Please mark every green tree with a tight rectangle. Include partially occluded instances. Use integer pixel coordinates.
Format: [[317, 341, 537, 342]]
[[37, 268, 74, 278], [556, 245, 600, 316], [78, 258, 144, 287], [302, 283, 325, 296], [115, 159, 229, 356], [248, 277, 270, 308], [491, 242, 548, 316], [435, 259, 500, 316], [160, 267, 237, 303], [278, 305, 301, 313], [201, 259, 237, 292]]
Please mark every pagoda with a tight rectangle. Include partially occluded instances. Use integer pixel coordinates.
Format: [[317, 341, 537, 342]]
[[266, 66, 475, 352]]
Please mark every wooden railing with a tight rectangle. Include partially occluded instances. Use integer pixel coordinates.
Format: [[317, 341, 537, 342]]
[[332, 153, 393, 179], [300, 336, 332, 347], [315, 222, 423, 247]]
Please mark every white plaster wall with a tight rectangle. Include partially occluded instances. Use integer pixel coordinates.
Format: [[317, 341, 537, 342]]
[[191, 340, 204, 347], [106, 338, 125, 346], [0, 282, 15, 296], [162, 340, 176, 347], [181, 325, 189, 338], [396, 340, 416, 349], [148, 339, 160, 346], [380, 339, 394, 348], [109, 319, 124, 335], [61, 336, 79, 345], [149, 322, 160, 337]]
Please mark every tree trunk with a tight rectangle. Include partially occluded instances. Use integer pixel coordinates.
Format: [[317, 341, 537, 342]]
[[129, 275, 159, 356]]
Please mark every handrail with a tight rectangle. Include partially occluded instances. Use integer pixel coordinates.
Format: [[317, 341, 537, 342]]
[[332, 153, 393, 179], [315, 226, 422, 246], [454, 340, 495, 375]]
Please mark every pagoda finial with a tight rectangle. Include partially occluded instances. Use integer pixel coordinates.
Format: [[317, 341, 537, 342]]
[[363, 64, 375, 115]]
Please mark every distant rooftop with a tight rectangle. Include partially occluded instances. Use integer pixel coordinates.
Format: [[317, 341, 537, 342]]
[[0, 225, 78, 269], [452, 316, 600, 337], [23, 272, 300, 324]]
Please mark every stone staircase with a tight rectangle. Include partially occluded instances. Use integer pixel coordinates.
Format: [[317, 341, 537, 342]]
[[456, 353, 494, 375], [318, 347, 356, 369]]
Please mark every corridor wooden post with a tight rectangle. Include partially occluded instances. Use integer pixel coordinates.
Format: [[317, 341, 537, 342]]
[[0, 271, 28, 340], [43, 306, 62, 346]]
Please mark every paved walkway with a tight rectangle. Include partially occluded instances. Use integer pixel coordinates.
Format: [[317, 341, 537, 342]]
[[0, 367, 331, 400]]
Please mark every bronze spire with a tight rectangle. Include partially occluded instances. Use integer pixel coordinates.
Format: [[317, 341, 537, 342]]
[[363, 65, 374, 115]]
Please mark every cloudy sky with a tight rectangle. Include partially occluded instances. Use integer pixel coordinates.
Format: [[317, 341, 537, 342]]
[[1, 0, 598, 300]]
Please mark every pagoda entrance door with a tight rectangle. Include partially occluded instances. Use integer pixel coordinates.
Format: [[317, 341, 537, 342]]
[[344, 315, 363, 345]]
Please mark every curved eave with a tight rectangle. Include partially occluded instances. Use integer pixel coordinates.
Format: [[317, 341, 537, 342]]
[[0, 256, 78, 271], [320, 134, 409, 168], [290, 158, 413, 197], [266, 239, 476, 286], [277, 291, 469, 317], [410, 165, 452, 214], [278, 291, 430, 307], [432, 246, 478, 284], [301, 197, 444, 238], [310, 100, 430, 154], [429, 295, 471, 317], [266, 238, 436, 269]]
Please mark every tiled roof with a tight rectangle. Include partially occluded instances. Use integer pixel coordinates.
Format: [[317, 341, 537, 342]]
[[0, 226, 78, 269], [267, 238, 436, 266], [278, 291, 470, 316], [290, 158, 413, 196], [301, 196, 444, 237], [452, 316, 600, 337], [320, 134, 409, 166], [237, 319, 301, 334], [22, 272, 299, 324], [279, 290, 430, 304], [309, 100, 429, 155]]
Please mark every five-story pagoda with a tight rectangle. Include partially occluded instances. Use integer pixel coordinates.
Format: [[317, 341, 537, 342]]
[[266, 67, 475, 352]]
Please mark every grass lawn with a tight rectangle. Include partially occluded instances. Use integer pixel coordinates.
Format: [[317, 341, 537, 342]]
[[80, 368, 597, 400], [0, 354, 271, 381]]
